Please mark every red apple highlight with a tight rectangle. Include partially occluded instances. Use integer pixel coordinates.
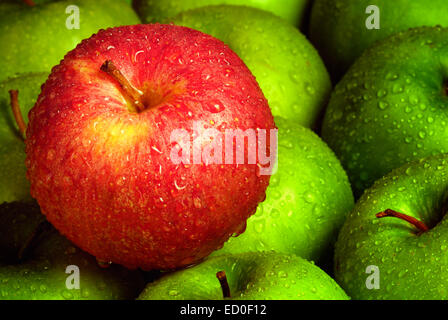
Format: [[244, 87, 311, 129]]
[[25, 24, 276, 270]]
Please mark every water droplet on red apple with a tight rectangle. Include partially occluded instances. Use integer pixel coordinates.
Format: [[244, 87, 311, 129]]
[[232, 221, 247, 237], [96, 259, 112, 268], [205, 100, 224, 114], [193, 197, 202, 209], [133, 50, 145, 64], [46, 149, 55, 161]]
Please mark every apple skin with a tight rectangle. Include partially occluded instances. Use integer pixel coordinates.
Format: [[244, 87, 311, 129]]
[[169, 5, 331, 128], [212, 117, 354, 266], [138, 251, 349, 300], [133, 0, 310, 28], [321, 26, 448, 198], [0, 0, 140, 81], [309, 0, 448, 81], [335, 153, 448, 300], [0, 202, 145, 300], [0, 73, 48, 205], [25, 24, 276, 271], [14, 0, 132, 5]]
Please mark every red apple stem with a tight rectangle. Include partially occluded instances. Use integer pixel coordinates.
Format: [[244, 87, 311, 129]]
[[376, 209, 429, 233], [100, 60, 145, 113], [23, 0, 35, 6], [216, 270, 231, 299], [9, 90, 27, 140]]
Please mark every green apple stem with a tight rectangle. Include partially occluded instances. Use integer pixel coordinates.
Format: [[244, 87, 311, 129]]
[[100, 60, 145, 113], [9, 90, 27, 140], [376, 209, 429, 233], [216, 270, 231, 299], [23, 0, 35, 6]]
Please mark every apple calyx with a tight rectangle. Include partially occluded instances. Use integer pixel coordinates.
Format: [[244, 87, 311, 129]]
[[376, 209, 429, 234], [100, 60, 146, 113], [23, 0, 35, 6], [216, 270, 231, 299], [9, 89, 27, 140]]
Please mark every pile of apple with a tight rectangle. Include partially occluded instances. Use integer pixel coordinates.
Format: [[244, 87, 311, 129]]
[[1, 0, 448, 301]]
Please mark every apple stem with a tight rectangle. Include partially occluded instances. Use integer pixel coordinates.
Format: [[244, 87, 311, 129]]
[[376, 209, 429, 234], [9, 90, 27, 140], [216, 270, 231, 299], [100, 60, 145, 113], [23, 0, 35, 6]]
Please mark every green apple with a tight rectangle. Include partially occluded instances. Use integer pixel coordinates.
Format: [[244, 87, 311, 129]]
[[309, 0, 448, 81], [321, 26, 448, 198], [133, 0, 310, 28], [0, 0, 140, 81], [335, 153, 448, 299], [0, 202, 145, 300], [138, 251, 349, 300], [19, 0, 132, 5], [212, 117, 354, 266], [169, 5, 331, 127], [0, 73, 48, 204]]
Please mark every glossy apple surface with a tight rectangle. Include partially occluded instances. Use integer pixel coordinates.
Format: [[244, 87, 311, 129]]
[[25, 24, 275, 271], [138, 251, 349, 300], [310, 0, 448, 80], [335, 153, 448, 299], [0, 0, 140, 81], [133, 0, 310, 27], [322, 27, 448, 197], [169, 5, 331, 128], [213, 117, 354, 265], [0, 73, 48, 204]]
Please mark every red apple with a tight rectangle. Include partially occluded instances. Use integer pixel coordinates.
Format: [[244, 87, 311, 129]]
[[25, 24, 276, 270]]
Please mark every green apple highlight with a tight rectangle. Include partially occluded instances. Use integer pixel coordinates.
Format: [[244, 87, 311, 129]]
[[138, 251, 349, 300], [0, 73, 48, 204], [213, 117, 354, 265], [322, 26, 448, 198], [335, 153, 448, 300], [133, 0, 310, 27], [0, 0, 140, 81], [310, 0, 448, 80], [169, 5, 331, 127]]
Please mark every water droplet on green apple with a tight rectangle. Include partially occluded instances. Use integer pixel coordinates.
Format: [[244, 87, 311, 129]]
[[385, 72, 399, 81], [61, 290, 74, 300], [377, 89, 387, 98], [288, 71, 300, 84], [168, 290, 179, 297]]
